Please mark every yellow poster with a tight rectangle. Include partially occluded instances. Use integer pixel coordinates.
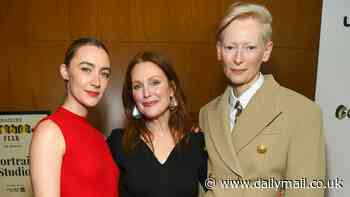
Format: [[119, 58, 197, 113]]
[[0, 111, 49, 197]]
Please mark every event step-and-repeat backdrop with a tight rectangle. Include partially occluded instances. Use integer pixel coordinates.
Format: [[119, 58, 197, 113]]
[[316, 0, 350, 196]]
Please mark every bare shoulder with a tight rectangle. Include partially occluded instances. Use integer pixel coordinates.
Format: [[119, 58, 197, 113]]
[[31, 119, 65, 154], [33, 119, 63, 141]]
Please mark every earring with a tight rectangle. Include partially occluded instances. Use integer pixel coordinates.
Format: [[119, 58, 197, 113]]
[[169, 96, 178, 110], [132, 106, 142, 119]]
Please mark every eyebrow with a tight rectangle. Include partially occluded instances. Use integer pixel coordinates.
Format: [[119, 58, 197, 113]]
[[79, 61, 94, 67], [102, 67, 112, 73], [132, 75, 163, 83], [79, 61, 111, 72], [149, 75, 163, 79]]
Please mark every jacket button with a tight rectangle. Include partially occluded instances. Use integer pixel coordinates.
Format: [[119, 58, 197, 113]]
[[257, 144, 267, 154]]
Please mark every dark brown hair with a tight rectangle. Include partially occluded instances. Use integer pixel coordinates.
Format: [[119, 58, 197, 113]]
[[122, 51, 189, 153], [64, 37, 110, 66]]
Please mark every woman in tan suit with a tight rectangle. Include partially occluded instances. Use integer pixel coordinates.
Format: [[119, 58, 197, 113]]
[[199, 2, 325, 197]]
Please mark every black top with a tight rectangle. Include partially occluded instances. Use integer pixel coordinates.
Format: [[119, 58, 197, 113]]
[[107, 129, 207, 197]]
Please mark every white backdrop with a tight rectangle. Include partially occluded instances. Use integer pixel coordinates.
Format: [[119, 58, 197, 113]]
[[316, 0, 350, 196]]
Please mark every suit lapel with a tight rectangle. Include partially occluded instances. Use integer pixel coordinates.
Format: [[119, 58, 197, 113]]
[[207, 87, 244, 176], [232, 75, 282, 152]]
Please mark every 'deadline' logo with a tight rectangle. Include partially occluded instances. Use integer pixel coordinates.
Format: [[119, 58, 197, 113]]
[[344, 16, 350, 27]]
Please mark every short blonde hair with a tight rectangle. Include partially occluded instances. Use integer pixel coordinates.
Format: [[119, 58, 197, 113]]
[[216, 2, 273, 44]]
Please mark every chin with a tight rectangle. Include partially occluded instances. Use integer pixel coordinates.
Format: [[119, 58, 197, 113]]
[[230, 74, 260, 89], [82, 98, 101, 108], [143, 112, 161, 120], [226, 75, 247, 85], [142, 109, 169, 120], [82, 103, 98, 108]]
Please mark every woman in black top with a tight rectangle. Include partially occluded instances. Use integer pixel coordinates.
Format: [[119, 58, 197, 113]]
[[107, 52, 207, 197]]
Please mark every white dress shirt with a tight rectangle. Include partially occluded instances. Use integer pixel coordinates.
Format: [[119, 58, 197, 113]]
[[229, 73, 264, 130]]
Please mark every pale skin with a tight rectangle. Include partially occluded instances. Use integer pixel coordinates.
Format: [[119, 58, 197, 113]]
[[145, 115, 175, 164], [131, 61, 175, 164], [216, 17, 273, 97], [30, 45, 110, 197], [191, 18, 273, 134], [30, 121, 65, 197], [216, 17, 283, 197]]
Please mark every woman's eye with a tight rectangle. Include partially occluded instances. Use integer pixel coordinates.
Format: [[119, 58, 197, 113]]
[[150, 80, 161, 86], [81, 67, 92, 73], [132, 84, 142, 90], [246, 45, 257, 50], [101, 72, 110, 79], [224, 46, 234, 50]]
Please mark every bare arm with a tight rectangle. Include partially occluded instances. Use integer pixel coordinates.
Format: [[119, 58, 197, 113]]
[[30, 120, 65, 197]]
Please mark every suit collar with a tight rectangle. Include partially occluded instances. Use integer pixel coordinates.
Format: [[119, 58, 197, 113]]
[[208, 86, 244, 176], [232, 75, 282, 152], [207, 75, 282, 176]]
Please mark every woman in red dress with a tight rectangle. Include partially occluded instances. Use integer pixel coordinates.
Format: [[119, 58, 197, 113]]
[[30, 37, 119, 197]]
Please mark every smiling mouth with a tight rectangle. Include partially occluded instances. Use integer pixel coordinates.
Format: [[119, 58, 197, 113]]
[[85, 90, 100, 97], [142, 101, 157, 107]]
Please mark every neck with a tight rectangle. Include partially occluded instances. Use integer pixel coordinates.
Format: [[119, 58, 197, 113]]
[[146, 110, 171, 137], [62, 95, 88, 117]]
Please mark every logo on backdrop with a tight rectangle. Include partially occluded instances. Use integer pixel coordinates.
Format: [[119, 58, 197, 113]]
[[344, 16, 350, 27]]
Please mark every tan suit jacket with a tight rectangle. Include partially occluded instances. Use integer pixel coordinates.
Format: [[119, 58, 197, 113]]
[[199, 75, 325, 197]]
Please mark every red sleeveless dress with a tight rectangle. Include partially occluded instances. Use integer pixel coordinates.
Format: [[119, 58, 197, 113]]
[[44, 107, 119, 197]]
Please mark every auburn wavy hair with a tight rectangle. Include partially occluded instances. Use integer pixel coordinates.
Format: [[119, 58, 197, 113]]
[[122, 51, 189, 153]]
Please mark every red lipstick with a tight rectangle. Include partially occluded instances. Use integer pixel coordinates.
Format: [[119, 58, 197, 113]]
[[85, 90, 100, 97]]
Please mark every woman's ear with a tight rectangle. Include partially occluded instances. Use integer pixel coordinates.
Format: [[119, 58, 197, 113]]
[[262, 41, 273, 62], [60, 64, 69, 81]]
